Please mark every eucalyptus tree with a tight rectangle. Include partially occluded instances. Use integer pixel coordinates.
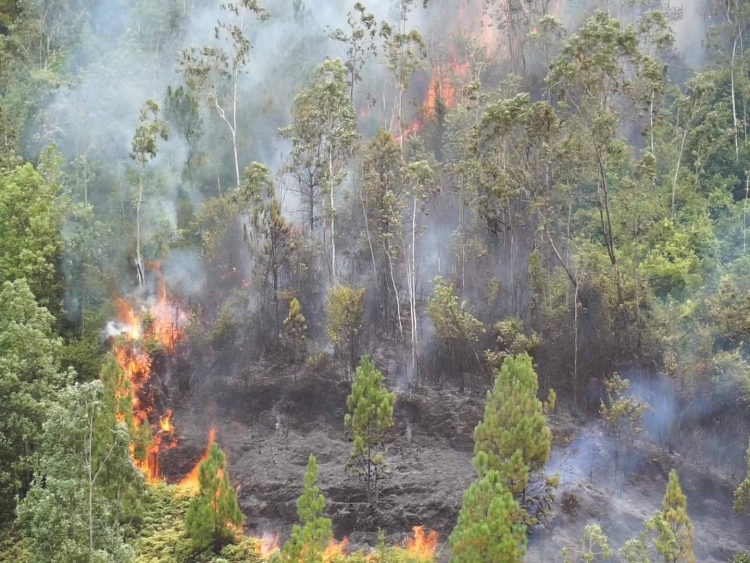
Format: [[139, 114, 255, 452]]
[[280, 59, 357, 284], [381, 0, 426, 148], [129, 99, 168, 287], [164, 85, 202, 190], [178, 0, 269, 189], [361, 129, 405, 333], [329, 2, 379, 102]]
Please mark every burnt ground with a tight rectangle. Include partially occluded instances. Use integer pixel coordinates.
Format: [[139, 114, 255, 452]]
[[162, 366, 750, 562]]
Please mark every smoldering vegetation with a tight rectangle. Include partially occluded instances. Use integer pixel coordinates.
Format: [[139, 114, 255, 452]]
[[4, 0, 750, 557]]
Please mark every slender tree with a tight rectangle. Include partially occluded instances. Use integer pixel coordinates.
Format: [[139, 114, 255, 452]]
[[185, 444, 244, 552], [129, 99, 168, 286], [344, 357, 395, 505]]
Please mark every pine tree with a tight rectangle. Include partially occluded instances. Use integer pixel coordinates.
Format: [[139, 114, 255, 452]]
[[648, 470, 695, 563], [473, 353, 556, 517], [185, 444, 244, 552], [282, 455, 332, 563], [344, 356, 395, 505], [285, 297, 308, 370], [449, 453, 527, 563]]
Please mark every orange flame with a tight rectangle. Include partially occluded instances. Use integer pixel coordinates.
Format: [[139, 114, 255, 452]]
[[178, 427, 217, 493], [254, 532, 280, 558], [159, 409, 174, 437], [405, 526, 439, 560], [110, 267, 188, 484], [323, 537, 349, 561]]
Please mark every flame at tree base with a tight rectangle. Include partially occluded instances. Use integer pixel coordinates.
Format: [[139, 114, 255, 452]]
[[405, 526, 439, 560]]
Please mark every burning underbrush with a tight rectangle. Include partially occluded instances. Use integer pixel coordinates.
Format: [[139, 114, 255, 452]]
[[104, 263, 216, 491], [131, 483, 441, 563]]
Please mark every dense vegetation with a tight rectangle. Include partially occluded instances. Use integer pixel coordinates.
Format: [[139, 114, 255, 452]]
[[1, 0, 750, 559]]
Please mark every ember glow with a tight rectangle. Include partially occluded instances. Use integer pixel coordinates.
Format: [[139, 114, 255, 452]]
[[405, 526, 439, 560]]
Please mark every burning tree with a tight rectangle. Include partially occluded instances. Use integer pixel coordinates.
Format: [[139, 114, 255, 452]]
[[344, 357, 395, 505], [281, 454, 333, 563], [185, 443, 244, 552]]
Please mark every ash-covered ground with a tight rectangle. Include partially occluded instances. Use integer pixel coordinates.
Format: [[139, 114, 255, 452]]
[[162, 366, 750, 561]]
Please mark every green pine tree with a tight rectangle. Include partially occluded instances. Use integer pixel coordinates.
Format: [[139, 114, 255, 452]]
[[449, 453, 527, 563], [282, 454, 333, 563], [473, 353, 556, 518], [647, 470, 695, 563], [185, 444, 244, 552], [344, 356, 395, 505]]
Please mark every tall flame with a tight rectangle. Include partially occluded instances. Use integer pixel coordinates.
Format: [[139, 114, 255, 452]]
[[110, 263, 188, 483], [254, 532, 280, 558], [405, 526, 439, 560], [323, 537, 349, 561], [178, 427, 217, 493]]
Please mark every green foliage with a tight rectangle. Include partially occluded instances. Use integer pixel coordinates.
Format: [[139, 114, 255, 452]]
[[344, 357, 395, 504], [449, 459, 527, 563], [427, 277, 485, 345], [17, 381, 139, 563], [0, 164, 63, 309], [646, 470, 695, 563], [326, 285, 365, 375], [285, 297, 308, 366], [185, 444, 243, 552], [0, 279, 74, 521], [473, 354, 555, 513], [486, 318, 542, 368], [599, 374, 650, 447], [281, 455, 332, 563], [561, 525, 612, 563]]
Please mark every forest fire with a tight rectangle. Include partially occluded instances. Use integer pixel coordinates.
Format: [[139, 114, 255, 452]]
[[405, 526, 439, 559], [395, 53, 471, 142], [254, 532, 280, 558], [177, 427, 217, 493], [323, 537, 349, 560], [108, 265, 188, 484]]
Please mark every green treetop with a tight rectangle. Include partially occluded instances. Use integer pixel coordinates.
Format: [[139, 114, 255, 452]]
[[185, 443, 244, 552], [473, 354, 555, 516], [344, 356, 395, 505], [449, 453, 527, 563], [282, 454, 333, 563], [648, 469, 695, 563]]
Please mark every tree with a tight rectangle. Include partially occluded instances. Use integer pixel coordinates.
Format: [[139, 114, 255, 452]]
[[185, 443, 244, 552], [562, 525, 612, 563], [178, 0, 269, 189], [327, 285, 366, 377], [449, 454, 527, 563], [16, 381, 139, 563], [344, 356, 395, 505], [426, 277, 485, 389], [281, 454, 333, 563], [284, 297, 308, 371], [0, 279, 73, 522], [381, 0, 426, 148], [0, 163, 62, 309], [280, 59, 357, 283], [648, 470, 695, 563], [329, 2, 378, 102], [238, 163, 294, 340], [164, 85, 202, 190], [129, 99, 168, 286], [599, 374, 650, 476], [361, 128, 405, 332], [473, 353, 556, 522]]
